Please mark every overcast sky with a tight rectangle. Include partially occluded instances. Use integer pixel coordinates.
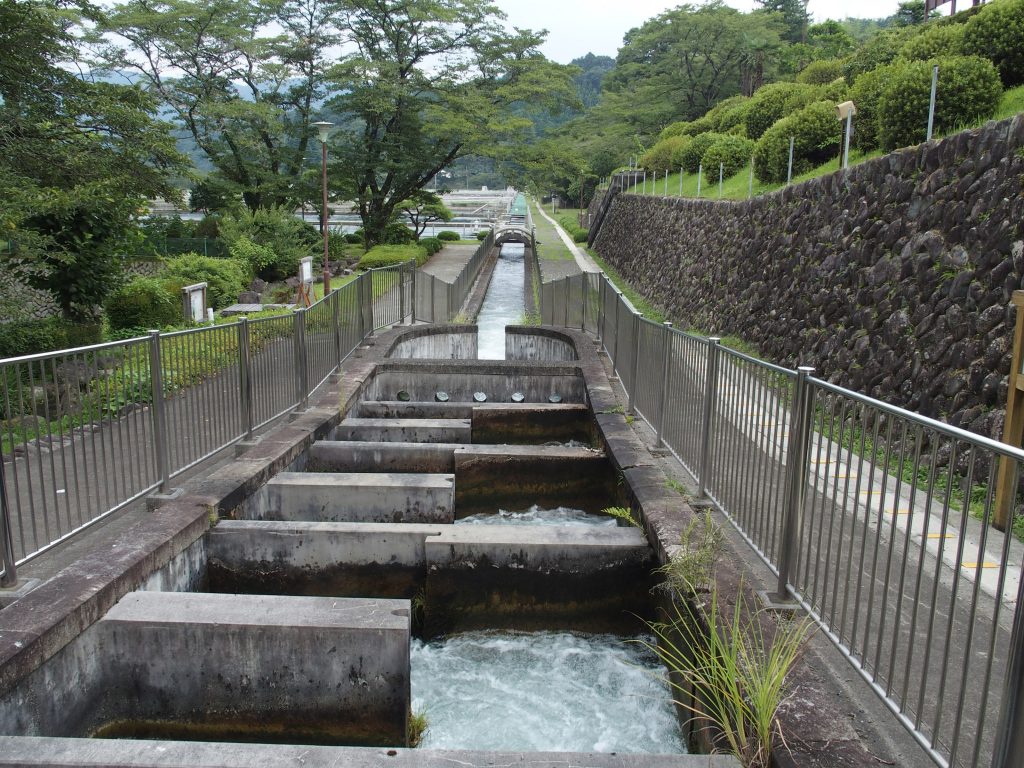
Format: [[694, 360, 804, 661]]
[[493, 0, 907, 63]]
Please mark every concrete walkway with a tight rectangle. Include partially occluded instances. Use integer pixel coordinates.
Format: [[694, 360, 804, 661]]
[[419, 243, 478, 281]]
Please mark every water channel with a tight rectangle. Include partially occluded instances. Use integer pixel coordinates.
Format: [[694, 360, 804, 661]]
[[406, 226, 686, 755]]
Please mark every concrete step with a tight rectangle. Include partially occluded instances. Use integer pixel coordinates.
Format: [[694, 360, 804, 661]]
[[309, 441, 462, 473], [94, 591, 409, 745], [356, 401, 474, 419], [334, 417, 471, 444], [261, 472, 454, 524], [207, 520, 446, 599]]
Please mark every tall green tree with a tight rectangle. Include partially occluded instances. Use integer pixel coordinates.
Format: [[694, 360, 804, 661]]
[[1, 0, 185, 321], [324, 0, 577, 248], [397, 191, 453, 240], [602, 3, 785, 135], [755, 0, 810, 43], [101, 0, 338, 212]]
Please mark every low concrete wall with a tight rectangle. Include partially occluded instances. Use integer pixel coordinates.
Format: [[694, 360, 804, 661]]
[[334, 417, 472, 444], [308, 441, 460, 474], [505, 327, 578, 362], [470, 404, 595, 445], [387, 325, 478, 360], [258, 472, 455, 524]]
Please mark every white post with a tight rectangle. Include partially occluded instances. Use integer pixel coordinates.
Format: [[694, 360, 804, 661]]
[[843, 111, 853, 169], [927, 64, 939, 141], [718, 162, 724, 198], [697, 164, 703, 197], [787, 136, 795, 185], [664, 170, 669, 196], [679, 168, 683, 196]]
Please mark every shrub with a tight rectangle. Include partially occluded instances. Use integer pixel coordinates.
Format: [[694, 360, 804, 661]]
[[381, 222, 415, 245], [900, 23, 965, 62], [877, 55, 1002, 150], [437, 230, 461, 241], [227, 236, 274, 278], [745, 82, 823, 139], [193, 215, 221, 240], [356, 244, 429, 270], [797, 59, 846, 85], [217, 206, 318, 280], [962, 0, 1024, 86], [715, 98, 752, 136], [754, 101, 843, 184], [0, 318, 74, 358], [344, 232, 363, 244], [659, 121, 691, 140], [641, 135, 688, 171], [849, 64, 906, 151], [844, 27, 915, 83], [679, 114, 718, 136], [701, 135, 756, 179], [162, 253, 249, 309], [475, 230, 488, 241], [821, 77, 850, 102], [675, 131, 728, 173], [105, 277, 182, 331], [420, 236, 443, 256]]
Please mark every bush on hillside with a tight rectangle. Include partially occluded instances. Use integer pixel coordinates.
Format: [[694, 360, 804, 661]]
[[900, 23, 965, 62], [849, 63, 907, 151], [712, 97, 752, 136], [675, 131, 728, 173], [962, 0, 1024, 86], [753, 101, 842, 184], [745, 82, 823, 139], [679, 114, 718, 137], [641, 135, 688, 171], [659, 121, 691, 140], [105, 277, 182, 331], [878, 56, 1002, 150], [356, 244, 429, 270], [227, 236, 274, 278], [162, 253, 249, 309], [437, 230, 461, 241], [821, 77, 850, 102], [797, 59, 846, 85], [0, 318, 75, 358], [844, 27, 915, 84], [701, 135, 756, 179]]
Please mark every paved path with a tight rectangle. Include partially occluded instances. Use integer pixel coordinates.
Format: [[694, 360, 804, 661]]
[[419, 243, 478, 280], [532, 202, 600, 274]]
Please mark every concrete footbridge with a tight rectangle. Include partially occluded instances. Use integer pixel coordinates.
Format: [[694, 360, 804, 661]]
[[493, 191, 533, 245]]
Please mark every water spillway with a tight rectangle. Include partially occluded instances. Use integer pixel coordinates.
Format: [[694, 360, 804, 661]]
[[476, 242, 526, 359]]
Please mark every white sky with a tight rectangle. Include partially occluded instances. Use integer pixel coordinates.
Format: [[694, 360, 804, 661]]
[[493, 0, 906, 63]]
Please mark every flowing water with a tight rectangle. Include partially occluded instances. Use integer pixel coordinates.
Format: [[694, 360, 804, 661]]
[[457, 505, 618, 527], [411, 630, 686, 753], [476, 243, 526, 360]]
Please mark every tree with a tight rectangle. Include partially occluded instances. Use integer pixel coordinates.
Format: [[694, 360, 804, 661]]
[[602, 3, 785, 134], [324, 0, 577, 249], [1, 0, 186, 322], [101, 0, 338, 212], [755, 0, 810, 43], [398, 191, 453, 240]]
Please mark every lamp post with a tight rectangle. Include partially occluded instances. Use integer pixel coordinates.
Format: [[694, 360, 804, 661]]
[[311, 120, 334, 293]]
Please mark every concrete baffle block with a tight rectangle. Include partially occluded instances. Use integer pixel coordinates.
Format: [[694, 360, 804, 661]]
[[207, 520, 444, 598], [334, 418, 471, 444], [95, 592, 410, 746], [308, 441, 461, 473], [262, 472, 455, 524]]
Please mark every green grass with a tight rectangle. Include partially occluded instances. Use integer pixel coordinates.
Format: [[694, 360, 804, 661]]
[[995, 84, 1024, 121], [529, 200, 576, 262], [583, 247, 667, 323]]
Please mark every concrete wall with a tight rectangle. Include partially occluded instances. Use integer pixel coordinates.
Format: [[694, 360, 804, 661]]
[[387, 326, 478, 360], [593, 116, 1024, 439], [364, 361, 586, 404]]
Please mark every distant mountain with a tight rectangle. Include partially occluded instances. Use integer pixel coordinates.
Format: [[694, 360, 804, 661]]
[[571, 53, 615, 109]]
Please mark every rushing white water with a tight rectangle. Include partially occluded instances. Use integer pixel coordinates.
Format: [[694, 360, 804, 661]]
[[476, 243, 526, 360], [457, 505, 618, 527], [411, 630, 685, 753]]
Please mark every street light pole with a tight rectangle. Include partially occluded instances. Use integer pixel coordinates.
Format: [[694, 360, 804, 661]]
[[311, 121, 334, 294]]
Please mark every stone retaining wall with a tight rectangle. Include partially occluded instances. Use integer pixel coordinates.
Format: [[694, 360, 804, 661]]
[[592, 116, 1024, 439]]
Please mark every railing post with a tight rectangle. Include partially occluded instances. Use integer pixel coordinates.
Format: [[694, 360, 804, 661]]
[[399, 261, 407, 324], [993, 523, 1024, 768], [331, 291, 343, 368], [581, 276, 588, 332], [611, 289, 622, 368], [627, 312, 643, 415], [365, 272, 375, 336], [563, 278, 570, 328], [596, 278, 605, 344], [776, 365, 815, 599], [409, 261, 417, 324], [697, 337, 722, 499], [656, 322, 674, 448], [238, 317, 254, 439], [0, 458, 17, 587], [293, 308, 309, 411], [147, 330, 171, 494]]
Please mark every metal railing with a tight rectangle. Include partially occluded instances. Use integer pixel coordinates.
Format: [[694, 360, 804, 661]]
[[0, 264, 413, 585], [542, 271, 1024, 768], [414, 230, 495, 323]]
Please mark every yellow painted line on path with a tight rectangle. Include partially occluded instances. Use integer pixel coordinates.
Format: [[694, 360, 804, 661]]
[[962, 561, 1000, 569], [926, 532, 956, 540]]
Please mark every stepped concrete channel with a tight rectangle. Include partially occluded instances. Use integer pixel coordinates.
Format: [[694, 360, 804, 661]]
[[0, 322, 742, 767]]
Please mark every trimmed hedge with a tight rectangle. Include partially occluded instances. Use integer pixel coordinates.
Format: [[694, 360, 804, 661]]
[[797, 59, 846, 85], [162, 253, 250, 310], [844, 27, 914, 84], [381, 222, 415, 245], [437, 230, 461, 241], [849, 64, 906, 152], [877, 55, 1002, 150], [420, 237, 443, 256], [105, 277, 183, 331], [745, 82, 823, 139], [962, 0, 1024, 86], [900, 23, 965, 62], [675, 132, 728, 173], [356, 244, 429, 270], [659, 121, 691, 140], [344, 232, 363, 244], [641, 135, 688, 171], [0, 318, 87, 358], [753, 101, 842, 184], [701, 135, 756, 179]]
